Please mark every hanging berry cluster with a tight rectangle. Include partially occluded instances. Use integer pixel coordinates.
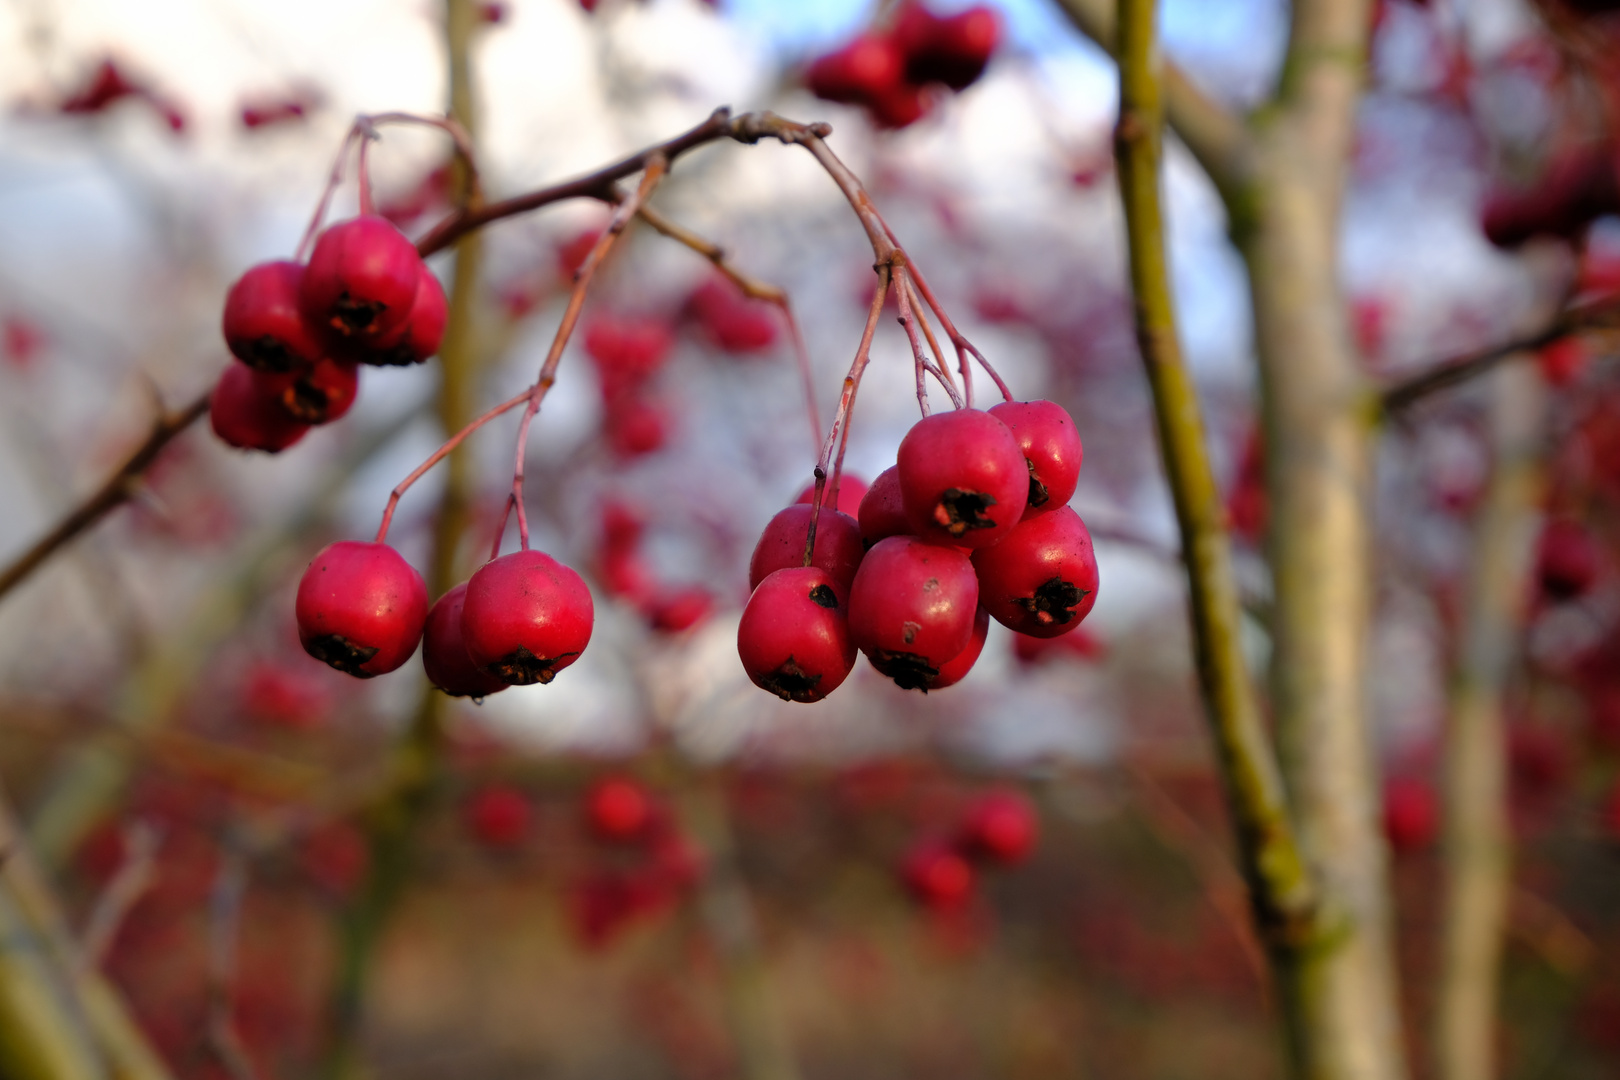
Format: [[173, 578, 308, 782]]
[[808, 1, 1000, 129], [205, 107, 1099, 711]]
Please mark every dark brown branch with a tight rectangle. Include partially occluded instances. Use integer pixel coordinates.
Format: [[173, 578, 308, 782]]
[[0, 391, 210, 603], [1380, 298, 1620, 414]]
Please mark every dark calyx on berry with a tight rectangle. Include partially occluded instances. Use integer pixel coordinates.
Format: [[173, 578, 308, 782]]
[[759, 658, 824, 702], [869, 649, 939, 692], [933, 488, 997, 535], [305, 634, 380, 677], [1014, 576, 1086, 627], [330, 292, 387, 335], [809, 584, 839, 609], [491, 645, 580, 686], [1025, 459, 1049, 509], [245, 335, 303, 372]]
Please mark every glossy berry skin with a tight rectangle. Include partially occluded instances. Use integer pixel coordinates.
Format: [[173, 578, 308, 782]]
[[250, 356, 359, 425], [848, 537, 978, 690], [972, 506, 1097, 638], [461, 550, 594, 685], [465, 786, 530, 848], [299, 215, 423, 342], [807, 34, 904, 106], [897, 408, 1028, 549], [795, 474, 868, 519], [988, 400, 1083, 520], [894, 3, 1000, 91], [296, 541, 429, 678], [857, 466, 911, 547], [211, 361, 310, 452], [422, 583, 508, 699], [737, 567, 856, 703], [955, 789, 1037, 864], [1538, 518, 1600, 601], [925, 606, 989, 691], [584, 776, 654, 844], [900, 840, 974, 911], [222, 260, 327, 372], [356, 265, 448, 366], [748, 505, 865, 592]]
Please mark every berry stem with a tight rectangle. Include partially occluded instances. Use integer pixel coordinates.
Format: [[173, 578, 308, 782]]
[[362, 111, 484, 208], [509, 157, 668, 549], [374, 388, 533, 544], [895, 270, 962, 413], [356, 125, 377, 217], [490, 493, 515, 561], [901, 271, 958, 405], [881, 221, 1012, 403], [296, 126, 361, 261]]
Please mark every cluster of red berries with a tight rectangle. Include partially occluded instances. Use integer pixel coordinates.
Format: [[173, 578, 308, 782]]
[[807, 2, 1001, 129], [901, 788, 1039, 911], [213, 214, 447, 451], [739, 400, 1096, 702], [570, 776, 705, 949], [293, 539, 593, 695]]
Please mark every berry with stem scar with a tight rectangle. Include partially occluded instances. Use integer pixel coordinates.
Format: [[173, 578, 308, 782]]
[[897, 408, 1027, 549], [461, 550, 594, 686], [971, 506, 1098, 638], [737, 566, 857, 703], [222, 260, 327, 373], [848, 536, 978, 691], [300, 215, 423, 343], [296, 541, 429, 677]]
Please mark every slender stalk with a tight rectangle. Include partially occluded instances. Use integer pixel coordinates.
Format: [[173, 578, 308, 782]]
[[1115, 0, 1317, 1007], [1434, 363, 1542, 1080]]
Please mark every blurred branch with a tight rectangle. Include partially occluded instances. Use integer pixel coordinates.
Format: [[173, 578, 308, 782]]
[[1380, 298, 1620, 414], [205, 846, 260, 1080], [77, 821, 160, 972], [1050, 0, 1256, 209], [1435, 365, 1542, 1080], [1114, 0, 1318, 966], [0, 391, 209, 604]]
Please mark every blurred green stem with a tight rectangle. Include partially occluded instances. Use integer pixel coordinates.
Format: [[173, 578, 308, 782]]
[[1434, 364, 1542, 1080]]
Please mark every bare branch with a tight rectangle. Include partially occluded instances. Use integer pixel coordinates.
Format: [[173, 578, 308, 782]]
[[78, 821, 161, 972]]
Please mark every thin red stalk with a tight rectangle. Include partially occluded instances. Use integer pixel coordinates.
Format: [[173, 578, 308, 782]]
[[881, 220, 1011, 402], [895, 273, 962, 412], [356, 133, 375, 217], [362, 111, 484, 206], [806, 265, 893, 562], [901, 271, 960, 405], [778, 301, 824, 456], [296, 127, 360, 260], [374, 389, 533, 544], [508, 158, 668, 549], [490, 494, 515, 562]]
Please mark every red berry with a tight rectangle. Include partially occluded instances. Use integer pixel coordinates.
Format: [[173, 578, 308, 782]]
[[295, 541, 429, 677], [956, 788, 1037, 864], [687, 277, 779, 353], [210, 361, 310, 452], [222, 261, 326, 372], [926, 606, 989, 690], [586, 316, 673, 402], [1537, 337, 1587, 387], [299, 215, 423, 342], [1012, 626, 1105, 666], [738, 566, 857, 703], [894, 3, 1000, 91], [584, 776, 653, 843], [900, 839, 974, 910], [1482, 142, 1620, 248], [897, 408, 1028, 548], [1382, 777, 1437, 854], [971, 506, 1098, 638], [249, 356, 359, 425], [1538, 518, 1600, 601], [868, 82, 930, 129], [987, 399, 1083, 519], [644, 587, 713, 633], [605, 396, 670, 458], [795, 474, 869, 518], [422, 583, 509, 700], [848, 536, 978, 690], [460, 550, 595, 685], [857, 466, 911, 547], [354, 265, 448, 367], [807, 34, 905, 106], [748, 505, 865, 592], [465, 785, 530, 847]]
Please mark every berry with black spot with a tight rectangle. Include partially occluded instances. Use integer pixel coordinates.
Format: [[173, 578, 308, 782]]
[[987, 399, 1083, 519], [971, 506, 1098, 637], [295, 541, 429, 677], [1538, 518, 1600, 601], [250, 356, 359, 425], [848, 536, 978, 691], [351, 264, 448, 366], [211, 360, 310, 452], [221, 260, 327, 373], [299, 215, 423, 343], [894, 2, 1001, 91], [897, 408, 1028, 549], [737, 566, 856, 703], [461, 550, 594, 686]]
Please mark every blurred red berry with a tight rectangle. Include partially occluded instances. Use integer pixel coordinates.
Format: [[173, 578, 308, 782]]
[[2, 316, 45, 370], [1382, 776, 1437, 854], [901, 840, 975, 910], [465, 786, 531, 848], [956, 788, 1039, 864], [585, 776, 654, 844], [1537, 518, 1600, 602]]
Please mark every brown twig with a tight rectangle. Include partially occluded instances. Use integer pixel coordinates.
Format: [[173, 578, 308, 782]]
[[0, 391, 209, 603], [1380, 297, 1620, 414]]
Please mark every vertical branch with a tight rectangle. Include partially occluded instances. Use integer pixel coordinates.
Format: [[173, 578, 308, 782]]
[[1434, 364, 1543, 1080], [675, 774, 801, 1080], [1113, 0, 1318, 1040]]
